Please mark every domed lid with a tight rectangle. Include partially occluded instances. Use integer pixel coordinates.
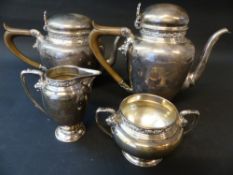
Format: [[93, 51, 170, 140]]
[[45, 13, 92, 32], [120, 94, 178, 130], [135, 3, 189, 31]]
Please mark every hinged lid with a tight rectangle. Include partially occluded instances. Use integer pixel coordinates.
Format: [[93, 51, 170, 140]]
[[135, 3, 189, 31], [44, 13, 92, 34], [120, 94, 178, 130]]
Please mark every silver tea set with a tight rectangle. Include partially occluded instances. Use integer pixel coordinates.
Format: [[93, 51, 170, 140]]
[[3, 3, 229, 167]]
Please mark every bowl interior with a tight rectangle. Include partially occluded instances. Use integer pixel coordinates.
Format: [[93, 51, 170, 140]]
[[120, 94, 178, 129]]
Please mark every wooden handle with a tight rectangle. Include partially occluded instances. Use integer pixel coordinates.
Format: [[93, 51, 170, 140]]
[[89, 22, 132, 91], [4, 23, 42, 69]]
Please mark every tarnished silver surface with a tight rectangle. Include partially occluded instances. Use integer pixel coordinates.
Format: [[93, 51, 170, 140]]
[[89, 3, 229, 99], [20, 65, 101, 142], [96, 93, 200, 167]]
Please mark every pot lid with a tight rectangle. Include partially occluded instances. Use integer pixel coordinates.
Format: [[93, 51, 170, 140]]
[[136, 3, 189, 31], [45, 13, 92, 32], [120, 94, 178, 130]]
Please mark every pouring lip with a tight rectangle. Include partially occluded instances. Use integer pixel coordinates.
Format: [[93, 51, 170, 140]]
[[44, 65, 101, 86], [119, 93, 179, 130]]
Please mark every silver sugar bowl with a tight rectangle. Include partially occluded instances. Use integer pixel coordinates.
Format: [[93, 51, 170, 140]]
[[20, 65, 101, 142], [96, 93, 200, 167]]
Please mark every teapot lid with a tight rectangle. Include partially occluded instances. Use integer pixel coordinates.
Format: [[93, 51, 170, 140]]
[[136, 3, 189, 31], [45, 13, 92, 33], [120, 94, 178, 130]]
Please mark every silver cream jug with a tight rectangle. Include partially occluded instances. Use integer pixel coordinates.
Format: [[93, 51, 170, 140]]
[[20, 65, 101, 142], [89, 3, 229, 99], [4, 12, 113, 70]]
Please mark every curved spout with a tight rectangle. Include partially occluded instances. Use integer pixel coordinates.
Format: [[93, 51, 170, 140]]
[[183, 28, 230, 89]]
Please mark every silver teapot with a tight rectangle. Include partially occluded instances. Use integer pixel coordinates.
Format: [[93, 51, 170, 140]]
[[89, 3, 229, 99], [4, 12, 114, 70], [96, 93, 200, 167], [20, 65, 101, 142]]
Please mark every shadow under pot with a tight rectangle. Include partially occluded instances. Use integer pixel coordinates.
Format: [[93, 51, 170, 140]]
[[96, 93, 200, 167], [20, 65, 101, 142]]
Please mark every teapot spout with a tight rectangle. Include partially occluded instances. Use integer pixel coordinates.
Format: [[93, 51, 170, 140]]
[[183, 28, 230, 89]]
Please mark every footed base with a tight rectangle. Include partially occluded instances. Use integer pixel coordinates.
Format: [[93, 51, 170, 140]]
[[122, 151, 162, 167], [55, 123, 85, 143]]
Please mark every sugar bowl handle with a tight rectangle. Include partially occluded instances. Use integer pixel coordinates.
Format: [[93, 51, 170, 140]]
[[3, 24, 45, 70], [95, 107, 118, 137], [179, 110, 200, 135], [20, 69, 46, 114]]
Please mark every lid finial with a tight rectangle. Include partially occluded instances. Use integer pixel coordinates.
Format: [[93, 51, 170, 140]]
[[43, 10, 48, 31], [134, 2, 142, 29]]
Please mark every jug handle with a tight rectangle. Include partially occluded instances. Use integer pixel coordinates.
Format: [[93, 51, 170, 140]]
[[95, 107, 117, 138], [3, 23, 45, 70], [179, 110, 200, 135], [20, 69, 47, 114], [89, 22, 133, 92]]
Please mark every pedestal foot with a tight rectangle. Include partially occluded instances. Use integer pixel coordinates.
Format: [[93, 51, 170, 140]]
[[122, 151, 162, 167], [55, 123, 85, 143]]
